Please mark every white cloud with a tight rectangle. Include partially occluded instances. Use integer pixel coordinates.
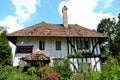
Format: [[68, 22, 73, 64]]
[[0, 15, 23, 33], [59, 0, 114, 29], [12, 0, 40, 23], [0, 0, 40, 33]]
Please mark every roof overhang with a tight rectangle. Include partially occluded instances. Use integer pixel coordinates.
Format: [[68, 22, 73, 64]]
[[7, 36, 17, 45]]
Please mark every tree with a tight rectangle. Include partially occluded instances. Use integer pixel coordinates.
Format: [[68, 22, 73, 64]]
[[112, 29, 120, 63], [97, 14, 120, 63], [0, 26, 12, 66], [111, 14, 120, 63], [97, 18, 117, 54], [97, 18, 117, 44]]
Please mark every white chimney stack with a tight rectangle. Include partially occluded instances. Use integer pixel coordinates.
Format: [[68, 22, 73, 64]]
[[62, 6, 68, 28]]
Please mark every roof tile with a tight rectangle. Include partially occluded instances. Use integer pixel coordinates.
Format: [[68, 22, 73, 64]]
[[7, 22, 106, 38], [21, 49, 50, 61]]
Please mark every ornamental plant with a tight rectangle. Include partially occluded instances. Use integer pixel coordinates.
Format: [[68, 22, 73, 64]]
[[77, 49, 92, 55]]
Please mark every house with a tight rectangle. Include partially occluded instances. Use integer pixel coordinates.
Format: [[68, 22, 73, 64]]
[[7, 6, 107, 72]]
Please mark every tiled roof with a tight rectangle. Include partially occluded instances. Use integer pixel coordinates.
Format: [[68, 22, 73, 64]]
[[7, 21, 106, 38], [21, 49, 50, 61]]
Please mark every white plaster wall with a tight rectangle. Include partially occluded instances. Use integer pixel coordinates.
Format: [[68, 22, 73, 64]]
[[14, 37, 68, 66]]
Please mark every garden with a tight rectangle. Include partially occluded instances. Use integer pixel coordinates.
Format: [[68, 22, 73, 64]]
[[0, 56, 120, 80]]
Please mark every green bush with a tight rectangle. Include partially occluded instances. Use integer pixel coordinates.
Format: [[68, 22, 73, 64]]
[[89, 71, 101, 80], [27, 67, 37, 75], [0, 66, 14, 80], [37, 65, 53, 78], [100, 56, 120, 80], [71, 73, 91, 80], [71, 73, 84, 80], [0, 66, 40, 80], [53, 59, 72, 80]]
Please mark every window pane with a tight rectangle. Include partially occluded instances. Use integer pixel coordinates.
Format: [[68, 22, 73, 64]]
[[56, 41, 61, 50], [39, 41, 45, 50], [77, 40, 82, 50], [77, 39, 90, 50], [85, 41, 89, 49]]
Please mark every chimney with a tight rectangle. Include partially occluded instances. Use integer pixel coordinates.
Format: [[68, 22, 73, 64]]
[[62, 6, 68, 28]]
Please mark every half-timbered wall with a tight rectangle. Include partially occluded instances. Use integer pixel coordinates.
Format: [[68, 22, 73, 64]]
[[67, 37, 101, 72], [67, 37, 101, 55]]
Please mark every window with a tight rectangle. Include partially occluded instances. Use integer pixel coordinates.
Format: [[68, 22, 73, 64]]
[[39, 41, 45, 50], [16, 46, 33, 53], [84, 41, 89, 49], [77, 39, 90, 50], [77, 40, 82, 50], [56, 41, 61, 50]]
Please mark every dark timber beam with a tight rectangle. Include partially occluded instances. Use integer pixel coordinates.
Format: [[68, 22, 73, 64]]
[[92, 40, 99, 54], [67, 38, 77, 53]]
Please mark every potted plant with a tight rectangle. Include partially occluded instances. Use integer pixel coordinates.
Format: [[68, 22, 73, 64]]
[[82, 49, 92, 55]]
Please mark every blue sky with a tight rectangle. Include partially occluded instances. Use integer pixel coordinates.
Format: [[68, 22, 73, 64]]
[[0, 0, 120, 33]]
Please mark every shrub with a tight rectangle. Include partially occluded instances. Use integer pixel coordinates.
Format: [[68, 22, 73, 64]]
[[53, 59, 72, 79], [0, 66, 40, 80], [89, 71, 101, 80], [100, 56, 120, 80], [0, 66, 15, 80], [71, 73, 91, 80], [71, 73, 84, 80], [37, 65, 53, 78], [27, 67, 37, 75], [41, 73, 61, 80]]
